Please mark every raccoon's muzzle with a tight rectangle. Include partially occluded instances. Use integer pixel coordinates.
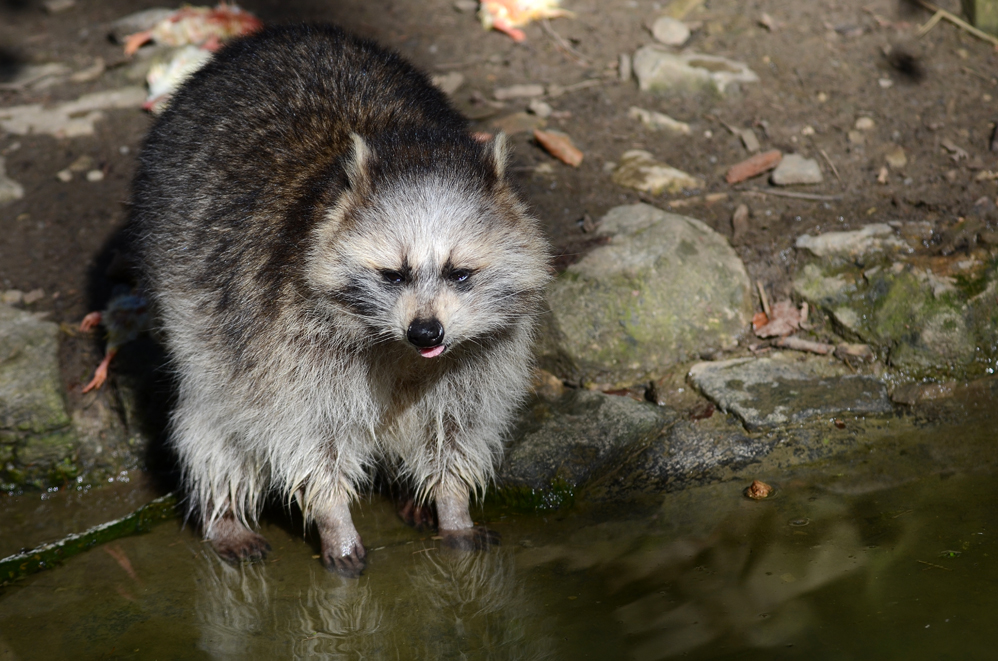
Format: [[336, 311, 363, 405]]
[[408, 318, 445, 357]]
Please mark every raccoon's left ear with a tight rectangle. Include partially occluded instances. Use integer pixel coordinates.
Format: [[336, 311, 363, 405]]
[[345, 132, 373, 191], [488, 132, 509, 180]]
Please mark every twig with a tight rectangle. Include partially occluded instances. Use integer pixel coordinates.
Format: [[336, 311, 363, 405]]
[[819, 148, 843, 186], [913, 0, 998, 48], [540, 19, 589, 67], [776, 335, 834, 355], [1, 493, 177, 585], [916, 9, 944, 37], [756, 280, 771, 318], [545, 78, 603, 98], [917, 559, 952, 571], [962, 66, 997, 84], [744, 187, 843, 201]]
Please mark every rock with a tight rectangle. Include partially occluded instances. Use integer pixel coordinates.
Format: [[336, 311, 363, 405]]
[[500, 389, 670, 495], [0, 291, 23, 306], [490, 112, 546, 135], [493, 84, 546, 100], [650, 16, 690, 45], [627, 106, 691, 134], [56, 169, 73, 183], [885, 145, 907, 170], [527, 99, 553, 117], [541, 204, 754, 384], [611, 150, 703, 194], [731, 204, 749, 243], [0, 87, 146, 139], [688, 353, 892, 430], [0, 157, 24, 205], [795, 223, 908, 261], [854, 117, 875, 131], [632, 47, 759, 95], [0, 304, 75, 488], [770, 154, 823, 185], [619, 52, 632, 82], [42, 0, 75, 13], [86, 170, 105, 182], [430, 71, 464, 96], [22, 289, 44, 305], [793, 226, 998, 379]]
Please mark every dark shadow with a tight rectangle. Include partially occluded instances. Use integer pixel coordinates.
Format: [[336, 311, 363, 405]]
[[0, 46, 25, 84]]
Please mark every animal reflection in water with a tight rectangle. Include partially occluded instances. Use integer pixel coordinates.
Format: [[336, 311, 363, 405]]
[[191, 543, 555, 660]]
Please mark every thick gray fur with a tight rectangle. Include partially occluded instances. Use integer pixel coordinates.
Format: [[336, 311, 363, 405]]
[[132, 24, 549, 574]]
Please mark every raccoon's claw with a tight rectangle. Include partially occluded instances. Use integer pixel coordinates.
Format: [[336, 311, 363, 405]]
[[398, 498, 437, 530], [323, 543, 366, 578], [209, 523, 271, 563], [440, 525, 501, 551]]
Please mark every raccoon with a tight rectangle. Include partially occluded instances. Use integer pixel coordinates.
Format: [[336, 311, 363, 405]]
[[132, 24, 550, 576]]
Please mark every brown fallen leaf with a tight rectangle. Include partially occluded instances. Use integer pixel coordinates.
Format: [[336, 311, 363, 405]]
[[753, 300, 800, 338], [752, 311, 769, 331], [533, 128, 583, 166], [725, 149, 782, 184]]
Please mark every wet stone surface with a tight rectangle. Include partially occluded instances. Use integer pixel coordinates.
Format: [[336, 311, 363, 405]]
[[688, 353, 892, 430]]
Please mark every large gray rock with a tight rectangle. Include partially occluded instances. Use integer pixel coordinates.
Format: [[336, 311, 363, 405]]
[[688, 353, 892, 430], [0, 305, 75, 486], [793, 223, 998, 379], [500, 389, 671, 494], [632, 47, 758, 95], [541, 204, 754, 385]]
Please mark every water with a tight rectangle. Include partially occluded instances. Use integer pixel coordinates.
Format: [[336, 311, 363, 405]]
[[2, 405, 997, 659]]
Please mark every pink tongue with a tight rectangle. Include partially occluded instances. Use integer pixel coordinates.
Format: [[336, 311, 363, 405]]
[[419, 345, 445, 358]]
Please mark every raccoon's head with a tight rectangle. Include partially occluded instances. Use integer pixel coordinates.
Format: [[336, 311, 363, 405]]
[[307, 132, 550, 357]]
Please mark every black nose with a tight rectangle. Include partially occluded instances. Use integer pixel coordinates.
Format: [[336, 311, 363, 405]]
[[407, 318, 444, 348]]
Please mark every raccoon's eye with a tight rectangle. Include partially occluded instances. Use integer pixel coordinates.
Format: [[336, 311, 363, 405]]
[[380, 269, 407, 285], [446, 268, 472, 284]]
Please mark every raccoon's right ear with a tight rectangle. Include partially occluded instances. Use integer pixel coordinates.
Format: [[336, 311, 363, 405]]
[[488, 132, 509, 180], [345, 132, 373, 191]]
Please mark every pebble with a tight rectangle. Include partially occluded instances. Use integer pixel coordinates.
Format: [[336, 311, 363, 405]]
[[430, 71, 464, 96], [771, 154, 823, 185], [611, 150, 703, 194], [627, 106, 690, 134], [619, 53, 632, 82], [23, 288, 45, 305], [0, 290, 23, 305], [731, 204, 750, 243], [651, 16, 690, 46], [854, 117, 875, 131], [493, 84, 545, 101], [0, 156, 25, 204], [453, 0, 477, 11], [738, 128, 760, 153], [725, 150, 782, 184], [878, 78, 893, 89], [86, 169, 105, 182], [885, 145, 907, 170], [42, 0, 75, 13], [68, 155, 93, 172], [56, 169, 73, 182], [528, 99, 553, 118]]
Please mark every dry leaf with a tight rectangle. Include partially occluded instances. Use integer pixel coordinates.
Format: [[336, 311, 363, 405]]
[[534, 129, 583, 166]]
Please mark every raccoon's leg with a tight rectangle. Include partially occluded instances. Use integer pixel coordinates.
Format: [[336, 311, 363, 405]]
[[314, 499, 366, 578], [208, 510, 272, 562], [435, 483, 501, 551]]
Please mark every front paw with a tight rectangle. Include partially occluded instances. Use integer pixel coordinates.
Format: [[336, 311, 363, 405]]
[[440, 526, 501, 551], [210, 528, 272, 563], [322, 540, 367, 578]]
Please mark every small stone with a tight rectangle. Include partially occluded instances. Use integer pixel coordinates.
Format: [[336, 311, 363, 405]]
[[627, 106, 691, 134], [745, 480, 773, 499], [490, 112, 546, 135], [22, 289, 45, 305], [854, 117, 875, 130], [430, 71, 464, 96], [795, 223, 907, 258], [0, 156, 25, 204], [619, 53, 632, 82], [68, 155, 94, 172], [86, 169, 105, 182], [877, 166, 889, 184], [739, 128, 760, 153], [43, 0, 75, 13], [56, 169, 73, 183], [453, 0, 477, 11], [771, 154, 823, 185], [493, 84, 546, 100], [611, 150, 704, 194], [632, 47, 759, 95], [878, 77, 893, 89], [817, 92, 828, 103], [528, 99, 553, 117], [651, 16, 690, 46], [731, 203, 750, 243], [848, 130, 866, 146], [801, 125, 815, 136], [0, 290, 23, 305], [885, 145, 907, 170]]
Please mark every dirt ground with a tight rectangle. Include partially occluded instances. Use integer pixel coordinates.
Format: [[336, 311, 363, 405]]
[[1, 0, 996, 396]]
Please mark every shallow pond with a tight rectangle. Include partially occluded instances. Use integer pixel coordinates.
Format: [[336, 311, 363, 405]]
[[2, 402, 998, 660]]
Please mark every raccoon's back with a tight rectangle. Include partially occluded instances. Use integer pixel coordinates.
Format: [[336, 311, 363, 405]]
[[131, 25, 471, 349]]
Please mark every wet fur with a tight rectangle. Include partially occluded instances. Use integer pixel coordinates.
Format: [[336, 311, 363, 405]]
[[132, 24, 549, 574]]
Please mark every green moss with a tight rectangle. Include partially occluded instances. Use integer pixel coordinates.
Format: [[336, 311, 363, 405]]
[[486, 479, 576, 513]]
